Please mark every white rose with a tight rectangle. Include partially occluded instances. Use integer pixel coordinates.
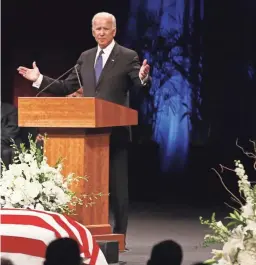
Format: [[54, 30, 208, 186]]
[[25, 181, 41, 199], [42, 181, 56, 194], [222, 241, 237, 262], [10, 190, 24, 204], [35, 203, 45, 211], [13, 177, 26, 188], [2, 188, 13, 199], [223, 226, 244, 262], [2, 171, 15, 182], [8, 164, 23, 177], [24, 153, 33, 163], [30, 160, 41, 174], [18, 163, 29, 171], [237, 250, 256, 265]]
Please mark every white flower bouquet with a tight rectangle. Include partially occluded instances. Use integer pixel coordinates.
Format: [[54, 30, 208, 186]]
[[200, 141, 256, 265], [0, 134, 102, 214]]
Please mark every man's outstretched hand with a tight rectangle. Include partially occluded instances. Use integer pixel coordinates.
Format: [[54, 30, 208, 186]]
[[17, 61, 41, 82], [139, 59, 150, 80]]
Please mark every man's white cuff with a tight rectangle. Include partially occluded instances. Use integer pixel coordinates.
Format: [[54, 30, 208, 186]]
[[32, 74, 43, 88]]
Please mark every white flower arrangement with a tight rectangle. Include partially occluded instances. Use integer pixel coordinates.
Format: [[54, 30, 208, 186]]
[[200, 140, 256, 265], [0, 134, 103, 214]]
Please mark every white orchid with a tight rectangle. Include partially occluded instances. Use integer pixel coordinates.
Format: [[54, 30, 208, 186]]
[[222, 226, 245, 263], [237, 250, 256, 265], [10, 190, 24, 205], [241, 202, 254, 218], [200, 145, 256, 265]]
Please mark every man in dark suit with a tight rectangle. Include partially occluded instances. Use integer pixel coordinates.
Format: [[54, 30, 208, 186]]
[[1, 102, 21, 168], [17, 12, 150, 240]]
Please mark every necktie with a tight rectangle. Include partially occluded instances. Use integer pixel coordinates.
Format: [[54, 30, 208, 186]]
[[95, 50, 104, 83]]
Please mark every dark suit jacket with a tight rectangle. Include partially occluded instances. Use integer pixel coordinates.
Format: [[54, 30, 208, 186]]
[[40, 42, 150, 105], [38, 42, 151, 143], [1, 102, 21, 149]]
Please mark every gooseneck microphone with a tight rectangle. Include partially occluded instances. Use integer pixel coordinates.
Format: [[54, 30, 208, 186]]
[[36, 64, 82, 97]]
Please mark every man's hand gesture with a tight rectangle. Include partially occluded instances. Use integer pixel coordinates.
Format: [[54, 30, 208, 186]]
[[139, 59, 150, 80], [17, 61, 41, 82]]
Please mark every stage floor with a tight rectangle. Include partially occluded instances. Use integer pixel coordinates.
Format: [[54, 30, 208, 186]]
[[114, 202, 226, 265]]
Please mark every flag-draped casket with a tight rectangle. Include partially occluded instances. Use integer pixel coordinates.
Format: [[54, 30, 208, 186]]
[[0, 208, 108, 265]]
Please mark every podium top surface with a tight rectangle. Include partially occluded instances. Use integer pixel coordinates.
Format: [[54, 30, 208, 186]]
[[18, 97, 138, 128]]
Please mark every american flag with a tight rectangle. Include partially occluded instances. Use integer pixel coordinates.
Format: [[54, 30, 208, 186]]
[[0, 208, 108, 265]]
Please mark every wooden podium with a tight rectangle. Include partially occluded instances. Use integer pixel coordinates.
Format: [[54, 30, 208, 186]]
[[18, 97, 138, 251]]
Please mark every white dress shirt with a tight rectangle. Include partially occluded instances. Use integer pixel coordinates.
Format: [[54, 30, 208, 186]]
[[95, 39, 115, 68]]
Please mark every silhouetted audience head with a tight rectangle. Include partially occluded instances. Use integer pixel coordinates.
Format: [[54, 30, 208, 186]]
[[147, 240, 183, 265], [1, 257, 15, 265], [44, 237, 82, 265], [191, 263, 204, 265]]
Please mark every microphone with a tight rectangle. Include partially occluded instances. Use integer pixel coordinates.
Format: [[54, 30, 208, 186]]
[[36, 64, 82, 97]]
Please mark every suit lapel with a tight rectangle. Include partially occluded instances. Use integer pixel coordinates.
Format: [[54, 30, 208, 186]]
[[86, 48, 97, 90], [96, 43, 120, 88]]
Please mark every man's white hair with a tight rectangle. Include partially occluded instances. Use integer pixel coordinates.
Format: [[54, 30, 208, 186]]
[[92, 12, 116, 29]]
